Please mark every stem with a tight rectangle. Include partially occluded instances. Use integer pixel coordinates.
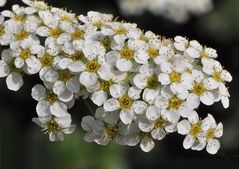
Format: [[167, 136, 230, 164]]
[[82, 99, 95, 116]]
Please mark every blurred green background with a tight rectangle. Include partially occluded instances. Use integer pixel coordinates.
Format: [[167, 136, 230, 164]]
[[0, 0, 239, 168]]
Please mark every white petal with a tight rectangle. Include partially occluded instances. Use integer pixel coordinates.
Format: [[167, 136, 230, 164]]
[[192, 141, 206, 151], [116, 59, 133, 72], [215, 123, 223, 138], [36, 101, 51, 117], [185, 47, 200, 58], [151, 128, 166, 140], [66, 78, 80, 93], [58, 90, 73, 102], [6, 72, 23, 91], [132, 101, 147, 114], [140, 136, 155, 152], [14, 58, 24, 68], [91, 90, 107, 106], [120, 109, 134, 124], [206, 139, 220, 154], [139, 118, 154, 132], [31, 84, 46, 101], [109, 84, 127, 98], [158, 73, 170, 85], [50, 102, 68, 117], [0, 60, 10, 77], [146, 106, 160, 121], [186, 93, 200, 109], [133, 74, 147, 89], [204, 78, 218, 90], [177, 120, 191, 135], [103, 98, 120, 111], [183, 135, 195, 149], [49, 132, 63, 141], [53, 81, 66, 96], [128, 86, 141, 100], [188, 110, 199, 124], [79, 72, 98, 87], [154, 96, 168, 109], [221, 96, 229, 109], [68, 61, 86, 73], [200, 92, 215, 106]]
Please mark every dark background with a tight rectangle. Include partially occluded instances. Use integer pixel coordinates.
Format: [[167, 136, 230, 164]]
[[0, 0, 239, 168]]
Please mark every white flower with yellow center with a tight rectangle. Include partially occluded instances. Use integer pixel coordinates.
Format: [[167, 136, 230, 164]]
[[192, 114, 223, 154], [104, 84, 143, 124], [133, 63, 159, 90], [174, 36, 188, 52], [186, 70, 216, 108], [139, 106, 178, 140], [78, 11, 113, 29], [31, 84, 71, 118], [32, 114, 76, 141], [177, 111, 202, 149], [202, 59, 232, 108], [0, 49, 23, 91], [155, 86, 190, 118]]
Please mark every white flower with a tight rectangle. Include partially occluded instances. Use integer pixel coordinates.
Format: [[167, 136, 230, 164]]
[[177, 111, 202, 149], [192, 114, 223, 154], [31, 84, 70, 117], [104, 84, 143, 124], [0, 0, 6, 7], [32, 114, 76, 141], [186, 69, 216, 108], [139, 105, 178, 140], [0, 49, 23, 91]]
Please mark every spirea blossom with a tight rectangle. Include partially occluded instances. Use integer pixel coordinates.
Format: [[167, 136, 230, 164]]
[[0, 0, 232, 155], [117, 0, 213, 23]]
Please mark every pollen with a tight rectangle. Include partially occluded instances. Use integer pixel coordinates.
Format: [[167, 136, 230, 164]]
[[154, 118, 167, 128], [169, 71, 181, 83], [93, 22, 103, 28], [14, 15, 27, 22], [147, 75, 159, 89], [192, 82, 206, 96], [168, 96, 183, 110], [189, 123, 201, 138], [58, 70, 73, 82], [0, 26, 5, 36], [105, 127, 118, 141], [15, 31, 29, 41], [61, 15, 72, 22], [71, 29, 85, 40], [47, 118, 60, 133], [20, 48, 31, 60], [100, 80, 112, 92], [115, 27, 127, 35], [206, 128, 215, 141], [40, 54, 54, 67], [86, 60, 100, 73], [46, 91, 58, 104], [147, 48, 159, 58], [119, 95, 133, 109], [100, 37, 111, 51], [71, 51, 85, 61], [213, 72, 222, 82], [119, 47, 134, 60], [49, 28, 62, 38], [200, 50, 208, 58]]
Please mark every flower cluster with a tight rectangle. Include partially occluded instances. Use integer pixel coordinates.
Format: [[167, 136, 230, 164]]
[[0, 0, 232, 154], [117, 0, 213, 23]]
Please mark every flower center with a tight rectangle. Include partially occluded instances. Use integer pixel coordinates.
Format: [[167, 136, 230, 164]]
[[0, 26, 5, 36], [147, 48, 159, 58], [49, 28, 62, 38], [61, 15, 72, 22], [206, 128, 215, 141], [93, 22, 103, 28], [58, 70, 73, 82], [200, 50, 208, 58], [14, 15, 27, 22], [105, 127, 118, 141], [168, 96, 182, 110], [40, 54, 54, 67], [100, 80, 112, 92], [71, 51, 85, 61], [119, 47, 134, 60], [100, 37, 111, 51], [20, 48, 31, 60], [47, 119, 60, 133], [86, 60, 100, 73], [119, 95, 133, 109], [115, 27, 127, 35], [192, 82, 206, 96], [169, 71, 181, 83], [46, 91, 58, 104], [189, 123, 201, 138], [154, 118, 167, 128], [71, 29, 85, 40], [15, 31, 29, 41], [147, 75, 159, 89], [213, 72, 222, 82]]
